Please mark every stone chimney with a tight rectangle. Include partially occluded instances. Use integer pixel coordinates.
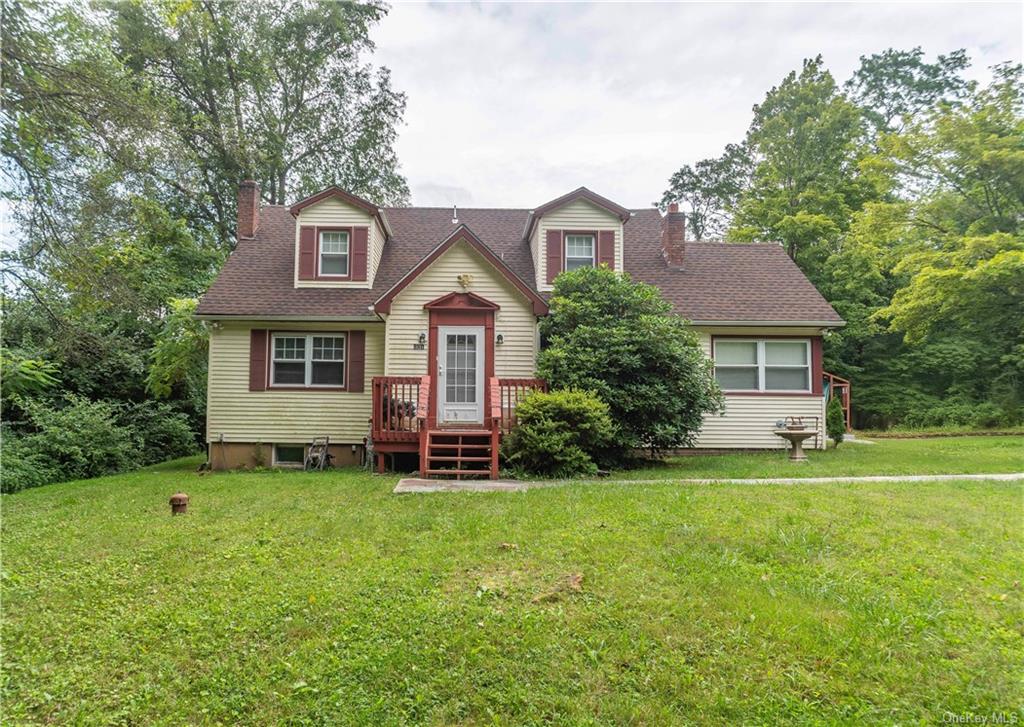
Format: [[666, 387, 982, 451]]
[[237, 180, 260, 239], [661, 202, 685, 270]]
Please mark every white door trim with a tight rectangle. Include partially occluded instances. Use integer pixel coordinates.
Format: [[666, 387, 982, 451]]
[[437, 326, 485, 424]]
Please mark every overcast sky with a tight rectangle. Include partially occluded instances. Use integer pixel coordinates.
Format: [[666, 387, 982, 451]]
[[372, 1, 1022, 209]]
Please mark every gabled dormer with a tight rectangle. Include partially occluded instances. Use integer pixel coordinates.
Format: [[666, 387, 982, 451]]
[[288, 187, 392, 289], [523, 187, 632, 291]]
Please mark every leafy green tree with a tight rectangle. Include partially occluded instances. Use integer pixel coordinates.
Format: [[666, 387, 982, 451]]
[[148, 298, 209, 416], [846, 47, 971, 135], [659, 143, 751, 239], [0, 351, 59, 398], [538, 267, 723, 459], [108, 0, 409, 244], [731, 56, 874, 280]]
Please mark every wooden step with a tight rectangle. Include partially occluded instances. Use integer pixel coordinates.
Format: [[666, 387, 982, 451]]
[[426, 455, 491, 462], [421, 473, 489, 479]]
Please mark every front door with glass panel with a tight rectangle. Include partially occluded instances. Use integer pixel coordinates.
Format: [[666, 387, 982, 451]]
[[437, 326, 485, 424]]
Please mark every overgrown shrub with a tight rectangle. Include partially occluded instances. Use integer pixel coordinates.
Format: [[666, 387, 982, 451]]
[[538, 267, 723, 462], [902, 399, 1012, 430], [117, 401, 197, 465], [16, 396, 140, 483], [826, 396, 846, 446], [1, 432, 62, 494], [501, 389, 615, 478]]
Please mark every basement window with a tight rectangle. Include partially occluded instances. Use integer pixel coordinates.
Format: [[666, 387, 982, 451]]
[[274, 444, 305, 466]]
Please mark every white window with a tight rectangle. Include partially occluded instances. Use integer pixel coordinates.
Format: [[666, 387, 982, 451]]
[[271, 333, 346, 387], [319, 230, 349, 276], [274, 444, 305, 466], [565, 234, 595, 271], [713, 339, 811, 392]]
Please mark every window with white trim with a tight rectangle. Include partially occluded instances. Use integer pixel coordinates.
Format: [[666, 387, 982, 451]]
[[271, 333, 346, 387], [713, 339, 811, 392], [565, 234, 595, 271], [319, 230, 350, 276]]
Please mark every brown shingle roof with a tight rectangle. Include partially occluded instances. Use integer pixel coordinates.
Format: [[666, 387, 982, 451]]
[[196, 205, 842, 325], [624, 210, 843, 324]]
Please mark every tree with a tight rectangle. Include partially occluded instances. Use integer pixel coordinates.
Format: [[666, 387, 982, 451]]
[[826, 396, 846, 446], [148, 298, 209, 417], [108, 0, 409, 246], [659, 143, 751, 240], [731, 56, 874, 281], [537, 267, 723, 459], [846, 47, 971, 135]]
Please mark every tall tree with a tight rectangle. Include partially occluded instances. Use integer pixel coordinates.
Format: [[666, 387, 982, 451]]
[[846, 47, 971, 135], [109, 0, 409, 246], [730, 56, 873, 279], [659, 143, 751, 240]]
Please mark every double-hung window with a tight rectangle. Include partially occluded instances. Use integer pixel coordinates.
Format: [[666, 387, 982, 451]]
[[713, 339, 811, 392], [319, 230, 350, 276], [565, 234, 595, 271], [271, 333, 346, 387]]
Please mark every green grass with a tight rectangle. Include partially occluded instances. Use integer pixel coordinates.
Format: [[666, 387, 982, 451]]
[[614, 434, 1023, 481], [3, 456, 1021, 724]]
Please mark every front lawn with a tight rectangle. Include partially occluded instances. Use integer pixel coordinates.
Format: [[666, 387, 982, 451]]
[[2, 459, 1021, 724], [616, 434, 1023, 480]]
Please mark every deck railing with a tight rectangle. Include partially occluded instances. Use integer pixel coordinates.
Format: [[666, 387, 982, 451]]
[[371, 376, 422, 442], [372, 375, 547, 440], [823, 371, 852, 432], [495, 378, 547, 433]]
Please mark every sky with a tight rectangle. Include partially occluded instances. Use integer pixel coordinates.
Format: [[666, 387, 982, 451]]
[[372, 1, 1023, 209]]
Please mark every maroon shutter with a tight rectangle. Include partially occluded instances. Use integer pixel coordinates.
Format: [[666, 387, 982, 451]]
[[347, 330, 365, 392], [598, 230, 615, 269], [299, 226, 316, 280], [545, 230, 562, 285], [249, 329, 268, 391], [351, 227, 368, 281]]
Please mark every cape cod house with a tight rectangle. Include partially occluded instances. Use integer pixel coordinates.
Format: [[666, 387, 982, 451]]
[[196, 182, 847, 476]]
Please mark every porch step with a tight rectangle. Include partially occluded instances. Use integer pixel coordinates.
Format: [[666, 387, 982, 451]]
[[419, 473, 491, 479], [426, 456, 492, 462], [423, 428, 498, 479]]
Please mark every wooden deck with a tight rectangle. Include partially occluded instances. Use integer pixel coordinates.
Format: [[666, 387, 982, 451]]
[[370, 376, 546, 477]]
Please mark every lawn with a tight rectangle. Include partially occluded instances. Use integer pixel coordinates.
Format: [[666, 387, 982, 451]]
[[2, 453, 1021, 724], [615, 434, 1023, 480]]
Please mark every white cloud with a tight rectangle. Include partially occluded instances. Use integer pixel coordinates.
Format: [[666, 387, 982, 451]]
[[373, 1, 1022, 208]]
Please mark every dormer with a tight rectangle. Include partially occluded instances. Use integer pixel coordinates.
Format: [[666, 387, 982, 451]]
[[523, 187, 632, 291], [288, 186, 392, 289]]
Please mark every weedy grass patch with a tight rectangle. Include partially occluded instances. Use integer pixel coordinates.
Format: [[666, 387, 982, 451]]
[[2, 451, 1021, 724]]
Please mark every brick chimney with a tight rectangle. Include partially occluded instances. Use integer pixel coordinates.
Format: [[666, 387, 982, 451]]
[[237, 180, 260, 239], [661, 202, 685, 270]]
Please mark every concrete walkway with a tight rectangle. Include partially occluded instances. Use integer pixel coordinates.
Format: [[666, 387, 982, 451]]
[[394, 472, 1024, 493]]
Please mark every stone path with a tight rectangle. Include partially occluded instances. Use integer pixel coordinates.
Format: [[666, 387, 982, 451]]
[[394, 472, 1024, 493]]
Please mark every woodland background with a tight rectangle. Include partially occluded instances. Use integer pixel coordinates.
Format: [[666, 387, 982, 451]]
[[2, 1, 1021, 490]]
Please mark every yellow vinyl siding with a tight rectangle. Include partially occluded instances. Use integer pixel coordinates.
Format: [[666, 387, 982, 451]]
[[694, 327, 827, 449], [536, 198, 624, 291], [293, 197, 384, 288], [696, 395, 827, 449], [206, 321, 384, 444], [369, 217, 385, 286], [384, 240, 539, 377]]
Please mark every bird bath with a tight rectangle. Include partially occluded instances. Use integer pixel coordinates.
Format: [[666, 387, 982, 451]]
[[773, 428, 816, 462]]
